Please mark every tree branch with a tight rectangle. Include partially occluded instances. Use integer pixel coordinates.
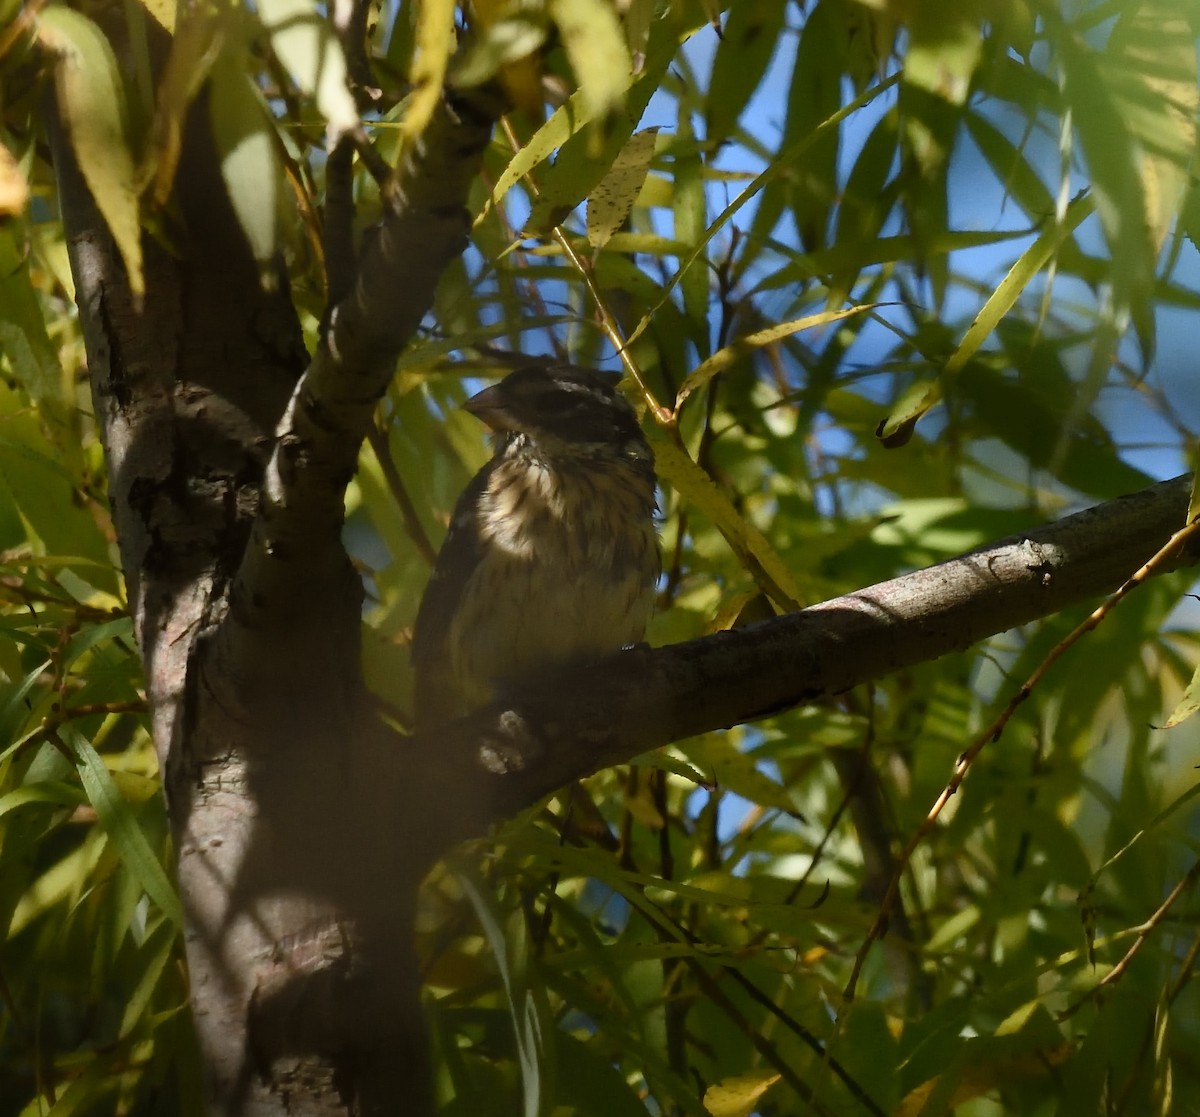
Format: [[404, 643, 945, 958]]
[[412, 474, 1197, 847], [224, 89, 501, 681]]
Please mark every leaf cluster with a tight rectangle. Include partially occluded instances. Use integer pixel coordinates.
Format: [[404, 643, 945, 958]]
[[2, 0, 1200, 1112]]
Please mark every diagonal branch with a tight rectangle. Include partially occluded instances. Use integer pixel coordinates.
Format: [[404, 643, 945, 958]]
[[408, 474, 1198, 850], [224, 89, 502, 675]]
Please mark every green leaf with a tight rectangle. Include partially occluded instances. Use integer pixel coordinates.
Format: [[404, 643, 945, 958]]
[[65, 726, 182, 928], [209, 52, 281, 271], [452, 13, 547, 99], [1103, 1, 1198, 256], [681, 735, 800, 817], [477, 6, 694, 226], [454, 858, 553, 1117], [548, 0, 632, 121], [518, 14, 688, 234], [143, 4, 226, 205], [119, 914, 179, 1037], [941, 193, 1090, 381], [0, 389, 115, 585], [0, 228, 63, 407], [628, 749, 710, 787], [0, 780, 87, 819], [676, 304, 879, 411], [0, 136, 28, 216], [756, 228, 1032, 295], [902, 2, 981, 110], [963, 111, 1054, 222], [0, 658, 53, 745], [137, 0, 176, 31], [705, 0, 787, 145], [555, 1032, 650, 1117], [958, 342, 1150, 498], [769, 0, 851, 252], [899, 3, 981, 305], [7, 819, 108, 938], [1055, 16, 1156, 356], [672, 105, 708, 345], [37, 6, 143, 296], [826, 105, 899, 303], [652, 434, 804, 611], [627, 72, 899, 349], [876, 192, 1092, 446], [258, 0, 358, 141]]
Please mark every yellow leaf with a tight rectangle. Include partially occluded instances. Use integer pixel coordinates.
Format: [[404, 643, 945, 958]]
[[875, 375, 940, 449], [258, 0, 359, 143], [653, 433, 803, 612], [548, 0, 630, 119], [703, 1070, 781, 1117], [587, 127, 659, 250], [404, 0, 458, 147], [895, 1044, 1073, 1117], [1107, 2, 1198, 254], [477, 9, 693, 224], [498, 53, 545, 119], [464, 0, 546, 116], [210, 53, 281, 272], [142, 5, 225, 205], [621, 779, 666, 829], [0, 139, 29, 217], [479, 94, 583, 224], [38, 6, 144, 297], [137, 0, 176, 32], [677, 304, 879, 412], [904, 10, 981, 108], [940, 192, 1090, 383], [683, 736, 799, 816], [1163, 663, 1200, 729]]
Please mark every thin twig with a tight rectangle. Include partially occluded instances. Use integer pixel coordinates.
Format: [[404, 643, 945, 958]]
[[496, 119, 670, 424], [843, 514, 1200, 1001], [0, 0, 43, 62], [366, 424, 438, 567], [1113, 917, 1200, 1111], [351, 125, 394, 187], [332, 0, 383, 109], [1058, 858, 1200, 1021]]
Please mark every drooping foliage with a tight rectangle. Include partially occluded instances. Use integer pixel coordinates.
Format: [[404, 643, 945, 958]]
[[1, 0, 1199, 1112]]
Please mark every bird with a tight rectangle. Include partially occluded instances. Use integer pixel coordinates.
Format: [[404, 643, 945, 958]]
[[411, 364, 660, 728]]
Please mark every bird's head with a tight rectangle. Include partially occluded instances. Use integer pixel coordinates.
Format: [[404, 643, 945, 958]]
[[464, 365, 650, 464]]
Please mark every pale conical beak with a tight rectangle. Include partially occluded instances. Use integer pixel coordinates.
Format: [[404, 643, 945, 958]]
[[463, 383, 516, 431]]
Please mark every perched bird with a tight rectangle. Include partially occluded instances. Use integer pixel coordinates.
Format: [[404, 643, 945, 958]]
[[412, 365, 660, 727]]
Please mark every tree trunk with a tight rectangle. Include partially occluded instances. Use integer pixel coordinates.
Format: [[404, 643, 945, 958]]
[[52, 82, 448, 1113]]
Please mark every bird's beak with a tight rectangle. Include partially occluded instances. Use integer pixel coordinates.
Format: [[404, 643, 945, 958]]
[[463, 383, 515, 431]]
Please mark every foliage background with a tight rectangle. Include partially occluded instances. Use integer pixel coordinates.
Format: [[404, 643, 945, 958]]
[[2, 0, 1200, 1113]]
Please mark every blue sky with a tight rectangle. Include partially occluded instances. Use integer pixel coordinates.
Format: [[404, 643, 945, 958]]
[[634, 19, 1200, 486]]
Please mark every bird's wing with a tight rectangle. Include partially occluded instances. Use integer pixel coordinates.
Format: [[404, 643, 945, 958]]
[[411, 462, 493, 727]]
